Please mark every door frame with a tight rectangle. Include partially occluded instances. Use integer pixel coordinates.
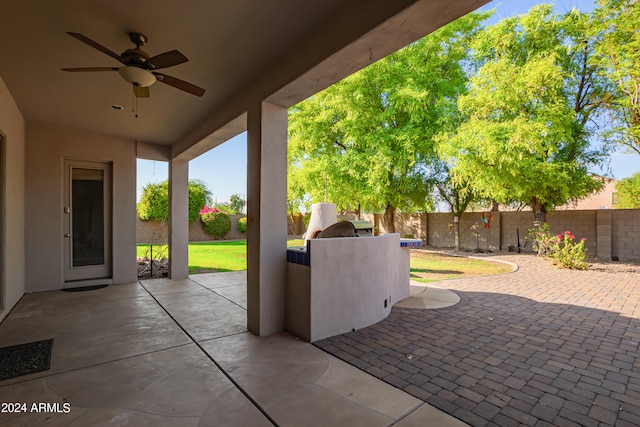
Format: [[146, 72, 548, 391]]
[[63, 160, 112, 283]]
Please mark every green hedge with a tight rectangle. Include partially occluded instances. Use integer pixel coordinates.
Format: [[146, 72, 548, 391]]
[[201, 211, 231, 239], [237, 216, 247, 234], [137, 179, 212, 222]]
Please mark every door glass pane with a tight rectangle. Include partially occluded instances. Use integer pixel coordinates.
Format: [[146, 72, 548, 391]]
[[72, 168, 105, 267]]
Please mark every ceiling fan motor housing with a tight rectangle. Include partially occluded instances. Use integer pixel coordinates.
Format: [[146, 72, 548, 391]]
[[121, 48, 150, 66]]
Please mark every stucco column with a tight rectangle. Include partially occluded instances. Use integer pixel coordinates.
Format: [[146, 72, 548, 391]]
[[168, 159, 189, 279], [246, 101, 288, 336]]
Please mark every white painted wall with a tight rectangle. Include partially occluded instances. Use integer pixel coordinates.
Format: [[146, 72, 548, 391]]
[[25, 122, 137, 291], [0, 75, 26, 322], [286, 234, 409, 342]]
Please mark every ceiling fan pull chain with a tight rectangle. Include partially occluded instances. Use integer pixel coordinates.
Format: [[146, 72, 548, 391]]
[[132, 87, 139, 118]]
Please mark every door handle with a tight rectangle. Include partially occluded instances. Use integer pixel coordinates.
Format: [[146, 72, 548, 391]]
[[64, 234, 71, 238]]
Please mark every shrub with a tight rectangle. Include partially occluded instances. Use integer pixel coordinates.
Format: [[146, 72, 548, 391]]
[[137, 179, 212, 222], [201, 211, 231, 239], [529, 224, 589, 270], [138, 181, 169, 221], [238, 217, 247, 234], [548, 231, 589, 270], [528, 223, 556, 256]]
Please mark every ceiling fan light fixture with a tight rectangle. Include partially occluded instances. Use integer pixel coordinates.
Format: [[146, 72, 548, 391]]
[[118, 66, 156, 87]]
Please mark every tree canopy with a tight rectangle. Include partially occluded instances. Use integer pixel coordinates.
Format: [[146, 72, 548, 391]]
[[215, 193, 246, 215], [614, 173, 640, 208], [288, 3, 639, 223], [138, 179, 212, 222], [590, 0, 640, 156], [439, 5, 609, 218], [288, 12, 489, 231]]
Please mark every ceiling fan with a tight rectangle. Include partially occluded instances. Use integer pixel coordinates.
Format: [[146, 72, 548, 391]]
[[61, 32, 205, 97]]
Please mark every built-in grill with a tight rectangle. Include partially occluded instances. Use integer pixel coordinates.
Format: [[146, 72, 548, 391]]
[[347, 220, 373, 237]]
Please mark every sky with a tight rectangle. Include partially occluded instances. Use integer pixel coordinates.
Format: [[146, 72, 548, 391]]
[[137, 0, 639, 204]]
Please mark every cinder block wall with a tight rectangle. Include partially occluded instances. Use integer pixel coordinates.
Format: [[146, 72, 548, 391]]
[[394, 213, 427, 240], [378, 209, 639, 260], [136, 209, 639, 260], [499, 211, 532, 250], [426, 213, 454, 247], [136, 218, 169, 245], [546, 210, 598, 256], [613, 209, 640, 259], [136, 215, 246, 244]]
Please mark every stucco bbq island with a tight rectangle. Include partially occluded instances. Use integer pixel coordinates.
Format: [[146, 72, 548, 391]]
[[286, 203, 422, 342]]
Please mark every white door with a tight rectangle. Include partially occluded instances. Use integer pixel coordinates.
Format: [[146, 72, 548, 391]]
[[63, 160, 112, 282]]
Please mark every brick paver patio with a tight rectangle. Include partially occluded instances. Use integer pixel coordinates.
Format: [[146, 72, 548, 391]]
[[315, 256, 640, 426]]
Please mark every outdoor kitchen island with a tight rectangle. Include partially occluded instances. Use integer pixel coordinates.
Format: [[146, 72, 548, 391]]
[[286, 234, 421, 342]]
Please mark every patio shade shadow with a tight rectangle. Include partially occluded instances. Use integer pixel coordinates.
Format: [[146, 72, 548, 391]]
[[314, 291, 640, 427]]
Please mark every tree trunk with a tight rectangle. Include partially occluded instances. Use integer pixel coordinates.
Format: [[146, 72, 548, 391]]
[[288, 212, 296, 235], [454, 221, 460, 251], [383, 204, 396, 234], [530, 197, 547, 222]]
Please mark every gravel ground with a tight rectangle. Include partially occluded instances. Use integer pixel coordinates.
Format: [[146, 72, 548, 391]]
[[419, 245, 640, 278]]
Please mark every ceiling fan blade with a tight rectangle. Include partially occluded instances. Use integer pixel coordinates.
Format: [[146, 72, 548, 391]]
[[145, 50, 188, 70], [61, 67, 119, 72], [67, 32, 124, 64], [154, 73, 205, 97], [134, 85, 150, 98]]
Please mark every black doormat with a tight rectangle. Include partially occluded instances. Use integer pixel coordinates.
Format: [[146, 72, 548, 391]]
[[62, 284, 109, 292], [0, 339, 54, 381]]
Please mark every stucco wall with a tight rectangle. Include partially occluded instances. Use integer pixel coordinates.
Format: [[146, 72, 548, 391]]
[[299, 234, 404, 342], [0, 75, 26, 322], [25, 122, 137, 291]]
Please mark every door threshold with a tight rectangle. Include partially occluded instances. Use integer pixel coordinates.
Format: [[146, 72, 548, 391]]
[[63, 278, 113, 289]]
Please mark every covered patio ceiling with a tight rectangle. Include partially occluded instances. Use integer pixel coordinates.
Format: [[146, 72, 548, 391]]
[[0, 0, 489, 158]]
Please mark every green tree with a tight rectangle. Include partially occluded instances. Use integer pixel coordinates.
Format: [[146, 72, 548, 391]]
[[138, 179, 212, 222], [215, 193, 245, 214], [439, 5, 608, 220], [138, 181, 169, 221], [228, 194, 245, 214], [187, 180, 213, 222], [615, 173, 640, 208], [288, 12, 488, 232], [590, 0, 640, 156]]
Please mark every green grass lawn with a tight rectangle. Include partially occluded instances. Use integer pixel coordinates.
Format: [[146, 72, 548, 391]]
[[137, 240, 303, 274], [410, 251, 512, 283], [137, 241, 247, 274], [137, 240, 511, 278]]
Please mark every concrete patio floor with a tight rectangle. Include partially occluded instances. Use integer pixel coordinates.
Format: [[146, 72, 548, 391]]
[[0, 271, 466, 426]]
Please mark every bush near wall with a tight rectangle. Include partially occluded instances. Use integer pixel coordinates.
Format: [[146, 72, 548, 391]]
[[201, 211, 232, 239], [238, 217, 247, 234]]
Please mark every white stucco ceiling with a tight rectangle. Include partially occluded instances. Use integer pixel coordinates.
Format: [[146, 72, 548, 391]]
[[0, 0, 489, 151]]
